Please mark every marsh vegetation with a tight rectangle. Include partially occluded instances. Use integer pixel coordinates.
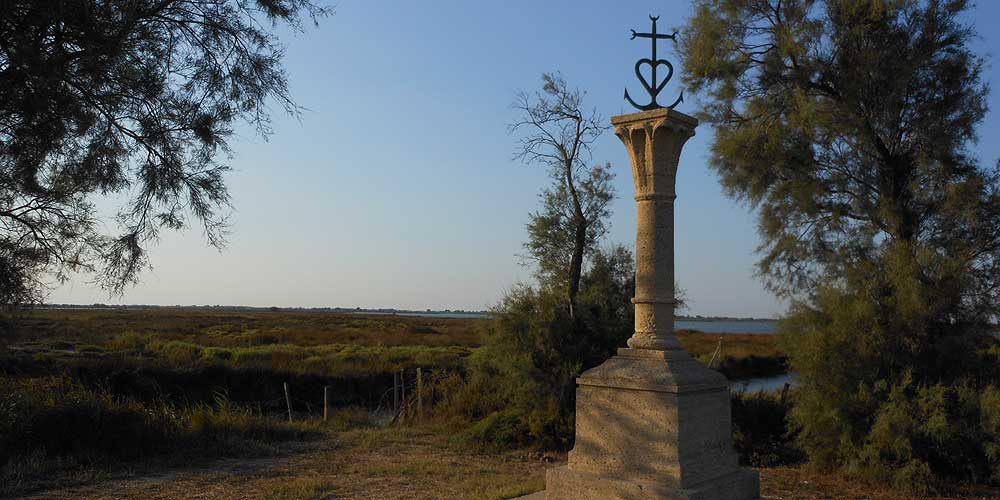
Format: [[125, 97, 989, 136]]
[[0, 308, 787, 497]]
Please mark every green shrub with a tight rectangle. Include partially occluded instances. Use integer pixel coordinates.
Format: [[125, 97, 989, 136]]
[[841, 378, 1000, 492], [152, 341, 204, 366], [730, 391, 803, 467], [0, 376, 175, 467], [181, 394, 312, 454], [459, 409, 533, 453], [105, 331, 149, 353], [783, 276, 1000, 492], [228, 346, 266, 366], [77, 344, 105, 354], [322, 406, 372, 432], [445, 246, 634, 451], [407, 325, 440, 335], [0, 376, 316, 497], [202, 347, 233, 361], [247, 330, 279, 346], [301, 355, 326, 373], [46, 340, 74, 350], [713, 355, 788, 380]]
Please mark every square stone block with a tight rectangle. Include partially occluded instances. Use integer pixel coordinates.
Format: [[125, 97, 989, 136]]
[[544, 348, 760, 500]]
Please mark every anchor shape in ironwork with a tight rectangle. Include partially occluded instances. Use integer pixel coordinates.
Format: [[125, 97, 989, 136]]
[[624, 15, 684, 111]]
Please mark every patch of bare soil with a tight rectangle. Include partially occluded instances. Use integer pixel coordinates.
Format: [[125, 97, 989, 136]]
[[759, 466, 1000, 500], [16, 429, 544, 500], [16, 430, 1000, 500], [18, 442, 319, 500]]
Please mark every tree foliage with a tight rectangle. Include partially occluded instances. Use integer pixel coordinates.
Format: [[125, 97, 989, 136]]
[[453, 245, 635, 451], [442, 73, 629, 451], [523, 162, 614, 290], [510, 73, 610, 318], [0, 0, 327, 305], [681, 0, 1000, 489]]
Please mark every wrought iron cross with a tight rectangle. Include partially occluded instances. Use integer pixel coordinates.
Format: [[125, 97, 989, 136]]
[[625, 15, 683, 111]]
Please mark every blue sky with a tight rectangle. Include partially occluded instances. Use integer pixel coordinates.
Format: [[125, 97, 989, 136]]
[[48, 0, 1000, 318]]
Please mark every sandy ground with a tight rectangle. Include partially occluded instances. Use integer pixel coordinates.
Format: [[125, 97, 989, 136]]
[[15, 429, 1000, 500]]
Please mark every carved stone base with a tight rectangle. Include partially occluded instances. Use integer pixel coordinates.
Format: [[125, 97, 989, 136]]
[[542, 348, 760, 500]]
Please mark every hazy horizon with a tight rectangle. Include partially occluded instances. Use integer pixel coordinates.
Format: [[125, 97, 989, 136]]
[[44, 0, 1000, 318], [37, 302, 782, 321]]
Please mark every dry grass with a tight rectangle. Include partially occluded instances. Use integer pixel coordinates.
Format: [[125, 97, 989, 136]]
[[677, 330, 787, 379], [3, 310, 780, 354], [759, 466, 1000, 500], [0, 309, 484, 349], [22, 426, 545, 500], [676, 329, 783, 359], [0, 309, 484, 380], [1, 310, 782, 366], [19, 426, 1000, 500]]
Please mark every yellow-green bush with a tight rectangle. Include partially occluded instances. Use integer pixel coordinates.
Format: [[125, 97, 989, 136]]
[[202, 347, 233, 361], [106, 331, 150, 353], [152, 340, 204, 366]]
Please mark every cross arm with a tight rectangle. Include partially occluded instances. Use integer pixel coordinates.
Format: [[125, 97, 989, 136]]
[[630, 29, 678, 41]]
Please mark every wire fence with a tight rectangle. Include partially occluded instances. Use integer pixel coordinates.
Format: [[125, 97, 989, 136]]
[[270, 367, 459, 426]]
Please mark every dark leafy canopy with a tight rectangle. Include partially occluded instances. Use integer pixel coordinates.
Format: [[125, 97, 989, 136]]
[[682, 0, 994, 299], [682, 0, 1000, 489], [0, 0, 327, 305]]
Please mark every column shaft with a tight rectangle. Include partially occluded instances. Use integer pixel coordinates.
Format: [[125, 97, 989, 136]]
[[629, 196, 680, 350]]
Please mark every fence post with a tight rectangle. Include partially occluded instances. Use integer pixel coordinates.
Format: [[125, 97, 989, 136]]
[[708, 338, 724, 368], [283, 382, 293, 423], [400, 369, 406, 422], [417, 367, 423, 421], [393, 371, 399, 420], [323, 385, 330, 422]]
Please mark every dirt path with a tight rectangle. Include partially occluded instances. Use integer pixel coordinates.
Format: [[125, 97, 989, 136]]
[[22, 452, 305, 500], [17, 430, 1000, 500], [759, 467, 1000, 500], [18, 429, 545, 500]]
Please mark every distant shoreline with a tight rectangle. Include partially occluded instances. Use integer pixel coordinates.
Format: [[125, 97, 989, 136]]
[[35, 303, 490, 316], [35, 303, 777, 322], [675, 316, 780, 322]]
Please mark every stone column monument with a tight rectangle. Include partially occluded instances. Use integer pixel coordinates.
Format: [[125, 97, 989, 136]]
[[538, 16, 761, 500]]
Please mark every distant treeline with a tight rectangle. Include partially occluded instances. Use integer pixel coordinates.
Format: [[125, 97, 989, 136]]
[[37, 303, 490, 316], [37, 303, 772, 321], [676, 315, 778, 322]]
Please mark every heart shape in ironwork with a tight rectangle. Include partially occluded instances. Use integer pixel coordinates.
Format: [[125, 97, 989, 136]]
[[634, 58, 673, 99]]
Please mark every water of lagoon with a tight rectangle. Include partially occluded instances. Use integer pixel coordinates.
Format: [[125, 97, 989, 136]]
[[356, 311, 779, 335], [675, 320, 778, 335], [356, 311, 789, 391], [353, 311, 487, 320], [731, 372, 795, 393]]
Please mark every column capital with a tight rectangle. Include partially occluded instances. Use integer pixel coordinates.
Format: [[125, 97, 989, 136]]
[[610, 107, 699, 130], [612, 108, 697, 201]]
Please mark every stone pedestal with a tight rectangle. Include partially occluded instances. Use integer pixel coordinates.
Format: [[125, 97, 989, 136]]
[[544, 348, 758, 499], [539, 108, 760, 499]]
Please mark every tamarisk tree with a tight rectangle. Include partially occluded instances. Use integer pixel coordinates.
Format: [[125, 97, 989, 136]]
[[510, 73, 613, 319], [0, 0, 327, 305], [681, 0, 1000, 489]]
